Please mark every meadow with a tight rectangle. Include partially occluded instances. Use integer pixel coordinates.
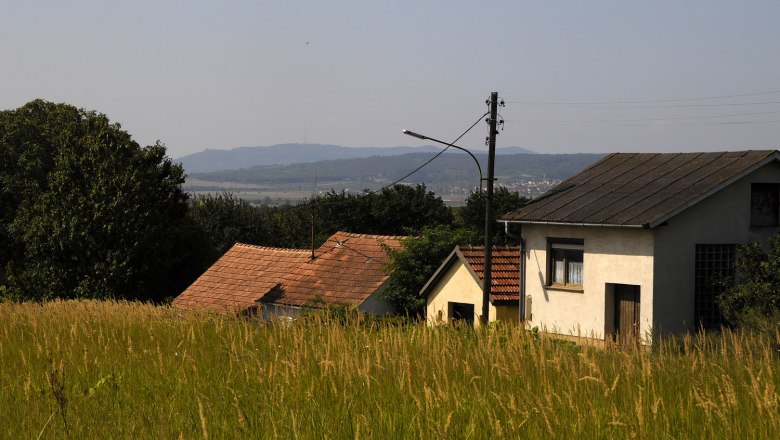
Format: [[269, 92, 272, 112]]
[[0, 300, 777, 439]]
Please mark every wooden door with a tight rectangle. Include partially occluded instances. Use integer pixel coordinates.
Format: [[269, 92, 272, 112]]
[[614, 284, 640, 345]]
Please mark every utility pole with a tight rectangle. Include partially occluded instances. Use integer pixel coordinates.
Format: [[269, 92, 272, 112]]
[[482, 92, 499, 326]]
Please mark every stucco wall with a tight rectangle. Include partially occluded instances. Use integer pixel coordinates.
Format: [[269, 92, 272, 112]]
[[357, 283, 396, 316], [425, 260, 500, 328], [522, 224, 654, 341], [261, 303, 301, 321], [653, 161, 780, 334]]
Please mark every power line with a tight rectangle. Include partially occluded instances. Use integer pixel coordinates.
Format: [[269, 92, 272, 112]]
[[505, 109, 780, 124], [508, 100, 780, 109], [374, 111, 489, 192], [511, 120, 780, 128], [505, 89, 780, 105]]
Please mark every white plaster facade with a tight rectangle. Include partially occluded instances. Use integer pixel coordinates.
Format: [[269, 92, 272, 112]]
[[517, 160, 780, 342], [522, 225, 654, 341]]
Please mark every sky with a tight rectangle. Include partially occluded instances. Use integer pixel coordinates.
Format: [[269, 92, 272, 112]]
[[2, 1, 779, 158]]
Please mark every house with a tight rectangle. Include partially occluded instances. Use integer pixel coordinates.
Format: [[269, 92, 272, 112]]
[[500, 150, 780, 344], [172, 243, 311, 313], [172, 231, 406, 318], [260, 231, 404, 319], [421, 245, 520, 328]]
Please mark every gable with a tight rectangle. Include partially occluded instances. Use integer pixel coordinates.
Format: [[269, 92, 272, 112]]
[[420, 246, 520, 303]]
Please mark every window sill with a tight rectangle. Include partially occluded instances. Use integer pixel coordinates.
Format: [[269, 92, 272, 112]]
[[545, 284, 584, 294]]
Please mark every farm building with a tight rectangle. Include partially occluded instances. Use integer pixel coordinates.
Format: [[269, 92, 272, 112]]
[[421, 245, 520, 328], [501, 150, 780, 344], [173, 231, 405, 318]]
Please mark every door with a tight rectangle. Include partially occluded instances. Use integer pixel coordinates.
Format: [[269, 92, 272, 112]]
[[613, 284, 640, 345]]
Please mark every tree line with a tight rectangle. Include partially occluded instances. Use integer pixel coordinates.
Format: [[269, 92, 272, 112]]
[[1, 100, 777, 326], [0, 100, 528, 308]]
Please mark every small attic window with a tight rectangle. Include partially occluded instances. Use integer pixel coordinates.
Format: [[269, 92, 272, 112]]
[[750, 183, 780, 227]]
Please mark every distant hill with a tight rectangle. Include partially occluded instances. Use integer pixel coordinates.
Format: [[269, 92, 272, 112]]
[[187, 152, 603, 196], [177, 143, 536, 173]]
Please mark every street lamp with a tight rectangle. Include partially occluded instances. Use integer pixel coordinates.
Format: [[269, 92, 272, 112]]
[[402, 129, 484, 193]]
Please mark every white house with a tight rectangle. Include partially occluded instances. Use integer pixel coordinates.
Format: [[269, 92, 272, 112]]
[[500, 150, 780, 344]]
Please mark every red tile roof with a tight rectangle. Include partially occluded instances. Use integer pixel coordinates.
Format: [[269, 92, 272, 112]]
[[172, 243, 311, 312], [458, 246, 520, 302], [260, 232, 405, 308], [419, 245, 520, 303]]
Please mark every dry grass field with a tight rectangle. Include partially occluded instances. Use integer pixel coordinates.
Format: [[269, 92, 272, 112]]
[[0, 300, 778, 438]]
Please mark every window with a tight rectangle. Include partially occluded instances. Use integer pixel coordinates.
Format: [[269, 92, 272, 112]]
[[449, 302, 475, 326], [751, 183, 779, 227], [694, 244, 736, 329], [547, 238, 584, 288]]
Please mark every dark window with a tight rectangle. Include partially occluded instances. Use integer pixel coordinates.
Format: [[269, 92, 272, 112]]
[[547, 238, 584, 288], [450, 302, 475, 326], [751, 183, 779, 227], [694, 244, 736, 328]]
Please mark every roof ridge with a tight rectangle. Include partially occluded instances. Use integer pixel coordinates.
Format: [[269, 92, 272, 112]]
[[332, 231, 408, 240], [233, 242, 311, 253]]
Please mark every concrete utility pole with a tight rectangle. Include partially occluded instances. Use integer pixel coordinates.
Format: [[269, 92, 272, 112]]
[[482, 91, 498, 326]]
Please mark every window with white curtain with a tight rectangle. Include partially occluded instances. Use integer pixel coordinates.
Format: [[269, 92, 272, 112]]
[[547, 239, 584, 288]]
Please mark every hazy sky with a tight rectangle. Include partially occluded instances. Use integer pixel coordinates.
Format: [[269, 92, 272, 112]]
[[2, 1, 779, 158]]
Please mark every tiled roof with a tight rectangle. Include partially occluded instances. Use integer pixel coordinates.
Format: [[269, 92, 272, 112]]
[[502, 150, 780, 227], [260, 231, 405, 308], [419, 245, 520, 303], [458, 246, 521, 302], [172, 243, 311, 312]]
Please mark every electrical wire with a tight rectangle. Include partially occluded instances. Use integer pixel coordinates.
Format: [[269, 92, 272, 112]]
[[505, 110, 780, 124], [508, 100, 780, 109], [505, 89, 780, 105], [372, 110, 489, 193]]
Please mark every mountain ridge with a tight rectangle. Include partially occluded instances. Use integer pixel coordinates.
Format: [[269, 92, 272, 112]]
[[177, 143, 536, 173]]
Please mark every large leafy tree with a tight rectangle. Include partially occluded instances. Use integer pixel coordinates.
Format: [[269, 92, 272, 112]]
[[0, 100, 189, 301], [383, 225, 480, 315]]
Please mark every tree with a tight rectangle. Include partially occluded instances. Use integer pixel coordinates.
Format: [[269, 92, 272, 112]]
[[718, 236, 780, 329], [0, 100, 189, 301], [457, 187, 530, 242], [383, 225, 481, 315], [187, 193, 272, 257], [311, 184, 454, 236]]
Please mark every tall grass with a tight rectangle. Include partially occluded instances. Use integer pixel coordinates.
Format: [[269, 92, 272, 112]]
[[0, 300, 778, 438]]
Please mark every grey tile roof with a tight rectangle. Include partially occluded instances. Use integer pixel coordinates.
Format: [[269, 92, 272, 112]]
[[501, 150, 779, 228]]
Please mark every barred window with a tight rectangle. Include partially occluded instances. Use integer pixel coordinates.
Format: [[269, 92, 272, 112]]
[[694, 244, 736, 328]]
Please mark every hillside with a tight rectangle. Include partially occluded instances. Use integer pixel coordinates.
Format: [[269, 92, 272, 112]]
[[177, 143, 537, 173], [187, 152, 603, 196]]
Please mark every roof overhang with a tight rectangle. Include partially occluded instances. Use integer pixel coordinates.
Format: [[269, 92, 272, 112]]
[[419, 247, 470, 298], [498, 219, 647, 228]]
